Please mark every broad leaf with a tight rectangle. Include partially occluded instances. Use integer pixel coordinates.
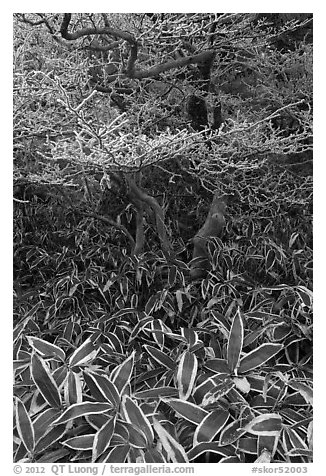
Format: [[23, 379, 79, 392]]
[[62, 434, 94, 450], [227, 311, 244, 372], [69, 337, 98, 367], [134, 387, 178, 399], [153, 418, 188, 463], [163, 398, 208, 424], [244, 413, 282, 436], [31, 353, 62, 408], [111, 351, 135, 394], [176, 351, 198, 400], [122, 396, 154, 447], [15, 398, 35, 453], [238, 344, 283, 373], [52, 402, 113, 425], [193, 409, 229, 445], [144, 345, 175, 370], [92, 416, 116, 462], [27, 336, 66, 362]]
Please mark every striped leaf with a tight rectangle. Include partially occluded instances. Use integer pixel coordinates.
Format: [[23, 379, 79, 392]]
[[144, 448, 166, 463], [69, 337, 98, 367], [244, 413, 282, 436], [52, 402, 113, 425], [33, 408, 61, 443], [187, 442, 233, 461], [227, 311, 244, 372], [122, 395, 154, 447], [84, 371, 120, 407], [102, 444, 129, 463], [111, 351, 135, 394], [238, 343, 283, 373], [27, 336, 66, 362], [153, 418, 188, 463], [144, 345, 175, 370], [193, 409, 229, 445], [163, 398, 208, 424], [134, 387, 178, 400], [15, 397, 35, 453], [219, 418, 246, 446], [64, 370, 82, 406], [204, 358, 230, 374], [176, 351, 198, 400], [31, 353, 62, 408], [92, 416, 116, 462], [34, 425, 67, 453], [62, 434, 94, 450]]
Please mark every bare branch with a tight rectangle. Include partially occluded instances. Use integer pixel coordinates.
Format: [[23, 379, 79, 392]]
[[133, 50, 216, 79], [60, 13, 136, 43]]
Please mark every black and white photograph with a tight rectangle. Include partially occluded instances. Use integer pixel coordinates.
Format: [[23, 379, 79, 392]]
[[13, 11, 313, 467]]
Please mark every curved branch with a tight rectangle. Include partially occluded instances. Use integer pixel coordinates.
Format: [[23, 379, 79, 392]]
[[133, 50, 215, 79], [60, 13, 137, 43]]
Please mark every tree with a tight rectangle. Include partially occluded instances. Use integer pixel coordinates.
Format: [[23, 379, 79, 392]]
[[13, 13, 313, 276]]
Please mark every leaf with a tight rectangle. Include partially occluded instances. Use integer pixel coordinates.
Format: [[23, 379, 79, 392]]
[[134, 387, 178, 399], [219, 455, 242, 462], [202, 376, 235, 406], [111, 351, 135, 394], [69, 337, 98, 367], [129, 316, 154, 342], [102, 445, 129, 463], [244, 413, 282, 436], [254, 449, 272, 463], [233, 376, 250, 394], [30, 353, 62, 408], [176, 351, 198, 400], [193, 376, 216, 404], [219, 419, 246, 446], [227, 311, 244, 372], [144, 345, 175, 370], [15, 398, 35, 453], [284, 427, 308, 450], [122, 396, 154, 447], [37, 448, 70, 463], [288, 380, 313, 405], [34, 425, 67, 453], [286, 448, 313, 458], [258, 434, 279, 457], [150, 319, 166, 349], [175, 289, 183, 312], [163, 398, 208, 424], [92, 416, 116, 462], [33, 408, 62, 443], [153, 418, 188, 463], [121, 421, 148, 448], [204, 358, 230, 374], [27, 336, 66, 362], [193, 409, 229, 445], [266, 249, 276, 270], [62, 434, 94, 450], [52, 402, 113, 425], [296, 285, 313, 308], [238, 437, 257, 454], [187, 442, 233, 461], [181, 328, 199, 348], [144, 448, 166, 463], [84, 371, 120, 407], [64, 370, 83, 406], [238, 343, 283, 373]]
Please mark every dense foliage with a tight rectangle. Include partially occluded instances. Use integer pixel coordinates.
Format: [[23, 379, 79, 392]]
[[13, 13, 313, 464]]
